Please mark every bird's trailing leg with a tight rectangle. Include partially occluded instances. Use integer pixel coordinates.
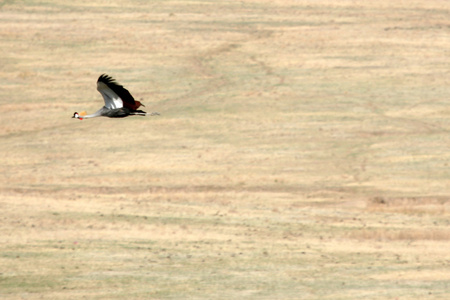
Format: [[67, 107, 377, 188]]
[[147, 112, 160, 116]]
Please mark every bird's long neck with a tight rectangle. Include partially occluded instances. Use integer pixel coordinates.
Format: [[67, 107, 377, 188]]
[[82, 107, 108, 118]]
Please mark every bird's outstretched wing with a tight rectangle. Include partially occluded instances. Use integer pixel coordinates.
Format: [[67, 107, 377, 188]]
[[97, 74, 137, 110]]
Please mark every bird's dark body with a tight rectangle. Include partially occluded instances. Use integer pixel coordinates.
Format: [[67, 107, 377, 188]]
[[103, 107, 146, 118]]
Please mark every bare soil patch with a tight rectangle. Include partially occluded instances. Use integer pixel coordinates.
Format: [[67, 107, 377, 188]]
[[0, 1, 449, 299]]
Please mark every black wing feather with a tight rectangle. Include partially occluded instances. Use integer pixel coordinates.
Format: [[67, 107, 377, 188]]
[[97, 74, 136, 106]]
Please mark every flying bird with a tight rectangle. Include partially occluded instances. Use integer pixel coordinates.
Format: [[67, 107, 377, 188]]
[[72, 74, 159, 120]]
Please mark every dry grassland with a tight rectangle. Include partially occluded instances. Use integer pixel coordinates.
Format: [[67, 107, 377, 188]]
[[0, 0, 449, 299]]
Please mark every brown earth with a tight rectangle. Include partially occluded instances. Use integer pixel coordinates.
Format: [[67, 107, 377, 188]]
[[0, 0, 449, 299]]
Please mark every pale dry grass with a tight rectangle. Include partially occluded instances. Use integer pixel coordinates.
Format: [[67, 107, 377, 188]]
[[1, 0, 449, 299], [350, 228, 450, 241]]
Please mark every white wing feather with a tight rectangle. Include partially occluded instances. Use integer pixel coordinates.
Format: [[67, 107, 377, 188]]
[[97, 81, 123, 109]]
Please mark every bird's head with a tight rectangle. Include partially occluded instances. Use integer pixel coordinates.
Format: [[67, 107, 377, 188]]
[[72, 112, 83, 120]]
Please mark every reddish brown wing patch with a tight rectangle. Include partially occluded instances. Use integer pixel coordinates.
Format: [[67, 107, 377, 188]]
[[123, 100, 144, 110]]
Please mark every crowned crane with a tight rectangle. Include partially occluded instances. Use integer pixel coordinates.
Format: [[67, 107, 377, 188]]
[[72, 74, 159, 120]]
